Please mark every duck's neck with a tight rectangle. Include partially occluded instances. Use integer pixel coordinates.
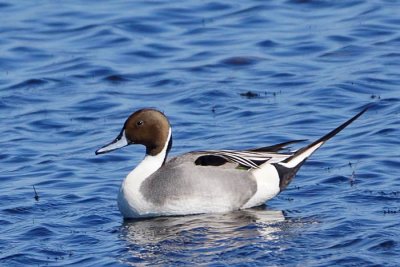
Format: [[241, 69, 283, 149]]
[[127, 128, 172, 182]]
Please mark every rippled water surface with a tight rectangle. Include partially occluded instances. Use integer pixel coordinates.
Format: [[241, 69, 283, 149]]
[[1, 0, 399, 266]]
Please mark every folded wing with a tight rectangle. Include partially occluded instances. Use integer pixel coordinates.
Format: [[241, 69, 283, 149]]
[[194, 140, 305, 169]]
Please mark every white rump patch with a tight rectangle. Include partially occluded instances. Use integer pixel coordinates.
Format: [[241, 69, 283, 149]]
[[242, 164, 280, 209]]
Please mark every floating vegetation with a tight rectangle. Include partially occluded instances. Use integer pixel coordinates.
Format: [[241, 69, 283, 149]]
[[239, 90, 282, 99], [33, 185, 40, 201], [348, 161, 360, 187], [370, 94, 381, 99], [383, 208, 400, 214], [240, 91, 260, 99]]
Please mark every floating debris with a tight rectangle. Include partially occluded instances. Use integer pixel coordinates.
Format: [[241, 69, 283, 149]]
[[33, 185, 40, 201], [370, 94, 381, 99], [240, 91, 260, 99], [348, 161, 359, 187], [383, 208, 400, 214]]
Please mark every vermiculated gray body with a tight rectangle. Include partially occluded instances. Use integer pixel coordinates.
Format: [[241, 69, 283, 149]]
[[140, 153, 257, 209]]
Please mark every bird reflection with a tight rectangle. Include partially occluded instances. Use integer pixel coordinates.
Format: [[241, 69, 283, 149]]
[[119, 207, 287, 265]]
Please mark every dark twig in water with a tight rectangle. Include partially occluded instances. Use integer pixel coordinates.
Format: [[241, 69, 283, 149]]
[[349, 161, 360, 187], [33, 185, 40, 201], [240, 91, 259, 99]]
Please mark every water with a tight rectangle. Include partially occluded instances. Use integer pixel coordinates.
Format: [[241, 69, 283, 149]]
[[1, 0, 399, 266]]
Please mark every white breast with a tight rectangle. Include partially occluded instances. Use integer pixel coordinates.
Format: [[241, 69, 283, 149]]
[[117, 128, 172, 218]]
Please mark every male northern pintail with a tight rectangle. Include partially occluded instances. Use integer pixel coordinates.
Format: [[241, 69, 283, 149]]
[[96, 107, 368, 218]]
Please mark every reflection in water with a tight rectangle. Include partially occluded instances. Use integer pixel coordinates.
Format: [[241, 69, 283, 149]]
[[119, 207, 287, 265]]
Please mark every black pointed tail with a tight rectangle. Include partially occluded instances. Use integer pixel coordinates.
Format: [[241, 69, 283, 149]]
[[276, 106, 369, 191]]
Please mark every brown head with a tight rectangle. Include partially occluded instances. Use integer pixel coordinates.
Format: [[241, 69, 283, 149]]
[[95, 109, 172, 157]]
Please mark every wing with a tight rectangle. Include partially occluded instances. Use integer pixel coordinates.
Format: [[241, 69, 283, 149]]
[[249, 139, 306, 152], [193, 140, 302, 169]]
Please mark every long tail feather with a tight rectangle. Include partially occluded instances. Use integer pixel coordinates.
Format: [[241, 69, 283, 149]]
[[276, 106, 369, 190]]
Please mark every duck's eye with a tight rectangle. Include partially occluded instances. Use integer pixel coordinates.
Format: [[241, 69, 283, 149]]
[[136, 120, 144, 126]]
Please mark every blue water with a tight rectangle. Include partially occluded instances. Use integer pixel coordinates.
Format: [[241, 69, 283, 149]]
[[1, 0, 399, 266]]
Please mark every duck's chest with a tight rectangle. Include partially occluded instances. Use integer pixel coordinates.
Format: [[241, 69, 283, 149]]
[[117, 154, 166, 218], [117, 177, 153, 218]]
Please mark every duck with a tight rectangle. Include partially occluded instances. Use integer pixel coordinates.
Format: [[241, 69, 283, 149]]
[[96, 107, 368, 218]]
